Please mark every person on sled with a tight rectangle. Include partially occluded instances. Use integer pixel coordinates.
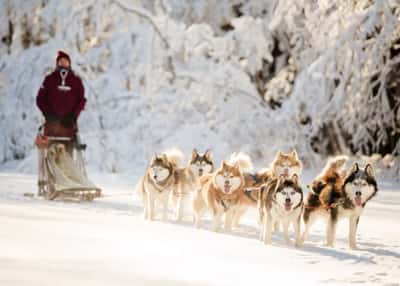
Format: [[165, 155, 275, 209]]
[[36, 51, 86, 153]]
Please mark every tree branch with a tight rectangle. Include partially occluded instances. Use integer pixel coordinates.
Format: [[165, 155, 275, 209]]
[[110, 0, 176, 82]]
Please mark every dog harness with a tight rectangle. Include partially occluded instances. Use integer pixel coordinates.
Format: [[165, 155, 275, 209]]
[[244, 189, 258, 203], [303, 201, 343, 210], [147, 173, 174, 193], [217, 195, 239, 212], [248, 173, 263, 184]]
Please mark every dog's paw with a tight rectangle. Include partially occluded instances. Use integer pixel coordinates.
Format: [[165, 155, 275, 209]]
[[212, 224, 222, 232], [349, 244, 358, 250], [263, 239, 272, 245], [224, 226, 233, 232], [295, 240, 303, 248]]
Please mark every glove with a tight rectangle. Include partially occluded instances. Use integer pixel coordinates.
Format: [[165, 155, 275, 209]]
[[61, 112, 75, 128], [44, 113, 59, 123]]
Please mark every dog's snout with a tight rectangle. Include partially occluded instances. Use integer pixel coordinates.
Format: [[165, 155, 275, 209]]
[[153, 174, 158, 180], [285, 198, 291, 203], [355, 191, 361, 197], [225, 180, 230, 185]]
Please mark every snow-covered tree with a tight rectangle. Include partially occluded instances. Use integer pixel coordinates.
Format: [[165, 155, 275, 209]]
[[0, 0, 398, 177]]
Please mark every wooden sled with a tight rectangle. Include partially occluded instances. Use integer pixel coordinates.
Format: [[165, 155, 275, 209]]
[[36, 126, 101, 201]]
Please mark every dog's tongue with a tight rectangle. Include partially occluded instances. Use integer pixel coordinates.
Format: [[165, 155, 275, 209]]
[[285, 203, 292, 211], [224, 184, 230, 193], [355, 197, 362, 206]]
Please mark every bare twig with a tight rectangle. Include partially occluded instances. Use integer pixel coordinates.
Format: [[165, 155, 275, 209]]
[[110, 0, 176, 82], [175, 72, 270, 110], [111, 0, 169, 48]]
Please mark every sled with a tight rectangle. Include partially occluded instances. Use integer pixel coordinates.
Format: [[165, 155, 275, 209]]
[[36, 125, 101, 201]]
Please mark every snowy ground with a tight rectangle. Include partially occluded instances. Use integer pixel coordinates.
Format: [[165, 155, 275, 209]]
[[0, 171, 399, 286]]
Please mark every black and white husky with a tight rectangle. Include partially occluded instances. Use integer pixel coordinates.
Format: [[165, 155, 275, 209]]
[[302, 162, 378, 249]]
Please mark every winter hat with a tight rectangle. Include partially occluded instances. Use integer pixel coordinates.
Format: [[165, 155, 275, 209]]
[[56, 50, 71, 65]]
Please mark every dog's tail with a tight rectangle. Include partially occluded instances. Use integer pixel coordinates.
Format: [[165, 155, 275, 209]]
[[322, 155, 348, 176], [228, 152, 254, 173], [134, 176, 145, 198], [163, 148, 185, 168], [311, 155, 348, 195]]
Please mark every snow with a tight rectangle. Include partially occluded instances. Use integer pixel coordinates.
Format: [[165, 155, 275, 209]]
[[0, 171, 399, 286]]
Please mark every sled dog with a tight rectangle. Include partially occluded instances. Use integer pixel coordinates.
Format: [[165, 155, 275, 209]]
[[193, 153, 252, 232], [258, 174, 303, 246], [172, 149, 214, 220], [136, 150, 181, 221], [236, 150, 303, 227], [302, 157, 378, 249]]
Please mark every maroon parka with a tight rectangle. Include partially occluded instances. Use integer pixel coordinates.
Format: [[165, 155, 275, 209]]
[[36, 68, 86, 121]]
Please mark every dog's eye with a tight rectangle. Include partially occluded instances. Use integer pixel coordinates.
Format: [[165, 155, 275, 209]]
[[281, 191, 287, 195], [291, 191, 295, 195]]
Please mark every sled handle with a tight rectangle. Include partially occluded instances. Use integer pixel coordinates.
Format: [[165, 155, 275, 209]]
[[47, 136, 72, 141]]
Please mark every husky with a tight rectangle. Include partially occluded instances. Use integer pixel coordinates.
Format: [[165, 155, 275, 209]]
[[301, 159, 378, 249], [136, 150, 181, 221], [269, 150, 303, 178], [225, 152, 262, 227], [193, 153, 252, 232], [258, 174, 303, 246], [232, 150, 303, 228], [172, 149, 214, 221], [188, 149, 214, 177], [232, 169, 271, 227], [300, 156, 347, 246]]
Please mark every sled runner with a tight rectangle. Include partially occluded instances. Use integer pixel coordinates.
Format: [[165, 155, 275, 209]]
[[36, 124, 101, 201]]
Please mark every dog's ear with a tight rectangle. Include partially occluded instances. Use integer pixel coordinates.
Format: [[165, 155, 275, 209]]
[[162, 153, 169, 164], [277, 150, 283, 157], [48, 147, 56, 157], [350, 162, 359, 174], [291, 173, 299, 185], [56, 144, 65, 154], [191, 149, 198, 162], [204, 149, 213, 162], [291, 149, 298, 159], [337, 156, 348, 167], [274, 176, 284, 192], [221, 160, 228, 168], [365, 164, 375, 178]]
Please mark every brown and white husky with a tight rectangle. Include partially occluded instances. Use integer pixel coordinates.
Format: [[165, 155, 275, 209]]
[[193, 153, 252, 232], [269, 150, 303, 178], [135, 150, 181, 221]]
